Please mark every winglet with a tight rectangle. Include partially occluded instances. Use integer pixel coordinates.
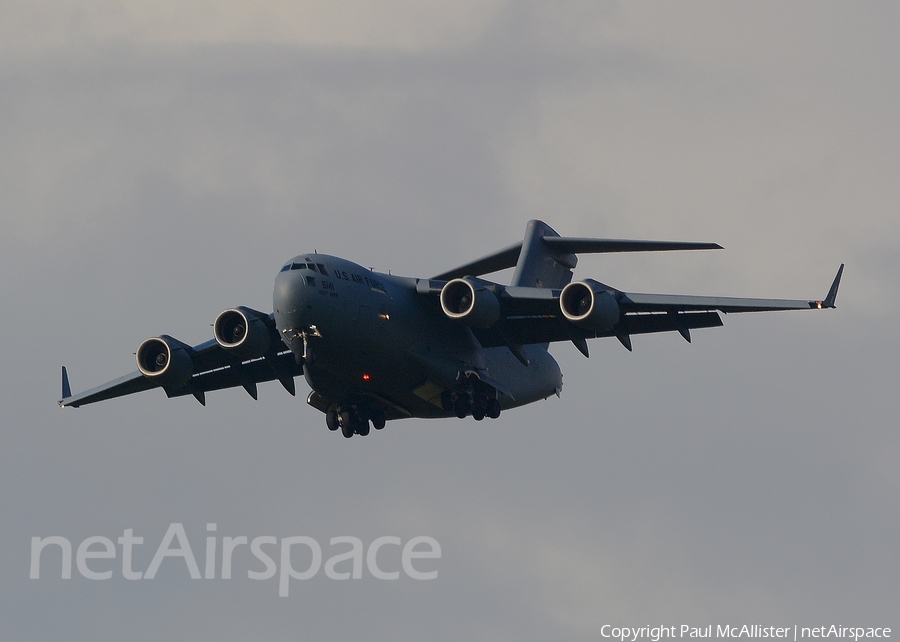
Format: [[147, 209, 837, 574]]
[[60, 366, 72, 405], [823, 264, 844, 308], [811, 264, 843, 309]]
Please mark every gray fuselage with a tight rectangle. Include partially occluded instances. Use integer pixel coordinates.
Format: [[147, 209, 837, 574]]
[[273, 254, 562, 420]]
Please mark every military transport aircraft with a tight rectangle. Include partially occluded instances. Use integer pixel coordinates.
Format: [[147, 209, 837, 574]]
[[59, 220, 843, 438]]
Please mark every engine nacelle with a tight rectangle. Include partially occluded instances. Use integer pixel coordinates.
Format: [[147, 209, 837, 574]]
[[440, 278, 501, 328], [136, 335, 193, 388], [560, 280, 620, 331], [214, 306, 272, 360]]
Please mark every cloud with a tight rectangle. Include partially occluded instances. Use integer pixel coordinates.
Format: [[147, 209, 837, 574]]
[[0, 0, 506, 55], [2, 2, 898, 639]]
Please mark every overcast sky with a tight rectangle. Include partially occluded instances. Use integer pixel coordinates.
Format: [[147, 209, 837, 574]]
[[1, 2, 898, 640]]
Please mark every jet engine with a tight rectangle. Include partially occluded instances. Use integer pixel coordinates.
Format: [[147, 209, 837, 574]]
[[440, 278, 501, 328], [559, 280, 620, 331], [136, 335, 193, 387], [213, 306, 272, 360]]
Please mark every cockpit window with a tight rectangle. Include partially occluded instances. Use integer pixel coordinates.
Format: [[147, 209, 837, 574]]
[[282, 262, 324, 275]]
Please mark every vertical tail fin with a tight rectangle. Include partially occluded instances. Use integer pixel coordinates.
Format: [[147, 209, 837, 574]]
[[510, 220, 577, 289]]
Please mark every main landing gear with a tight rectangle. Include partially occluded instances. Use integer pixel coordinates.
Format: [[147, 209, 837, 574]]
[[326, 404, 386, 438], [440, 379, 502, 421]]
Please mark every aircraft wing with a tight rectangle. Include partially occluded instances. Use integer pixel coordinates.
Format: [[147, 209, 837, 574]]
[[59, 369, 157, 407], [618, 263, 843, 314], [466, 264, 843, 356], [59, 310, 302, 408]]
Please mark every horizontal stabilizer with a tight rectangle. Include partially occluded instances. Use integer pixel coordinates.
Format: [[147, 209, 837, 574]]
[[432, 221, 723, 280], [432, 242, 522, 281], [542, 237, 722, 254]]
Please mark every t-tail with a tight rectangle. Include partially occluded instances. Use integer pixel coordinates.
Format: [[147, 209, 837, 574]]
[[510, 220, 576, 289]]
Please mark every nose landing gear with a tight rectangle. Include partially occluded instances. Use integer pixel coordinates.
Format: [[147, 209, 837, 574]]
[[442, 376, 502, 421], [328, 404, 386, 437]]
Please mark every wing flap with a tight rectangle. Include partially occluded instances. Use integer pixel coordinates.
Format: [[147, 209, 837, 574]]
[[620, 292, 817, 313], [162, 351, 303, 399], [473, 311, 723, 348]]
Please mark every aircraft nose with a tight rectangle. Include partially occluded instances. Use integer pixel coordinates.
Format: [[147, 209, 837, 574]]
[[273, 266, 308, 316]]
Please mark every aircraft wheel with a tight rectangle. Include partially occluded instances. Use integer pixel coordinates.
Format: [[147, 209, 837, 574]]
[[371, 408, 386, 430], [454, 397, 470, 419], [472, 405, 485, 421], [356, 421, 370, 437], [326, 409, 339, 431], [340, 411, 354, 438], [486, 398, 501, 419]]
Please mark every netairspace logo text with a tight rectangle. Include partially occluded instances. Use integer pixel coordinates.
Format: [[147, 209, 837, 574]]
[[600, 626, 891, 642], [30, 523, 440, 597]]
